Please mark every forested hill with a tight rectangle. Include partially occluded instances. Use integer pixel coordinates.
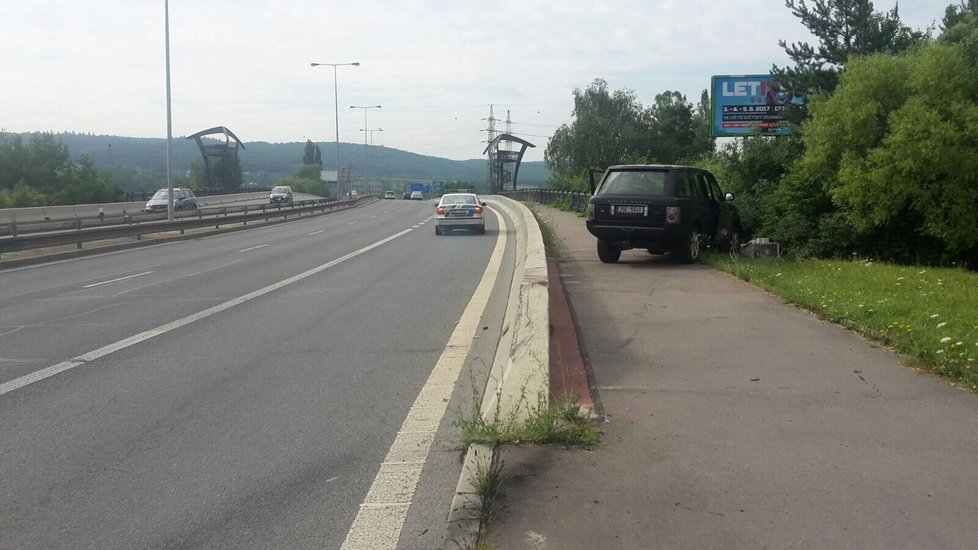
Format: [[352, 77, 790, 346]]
[[43, 132, 551, 190]]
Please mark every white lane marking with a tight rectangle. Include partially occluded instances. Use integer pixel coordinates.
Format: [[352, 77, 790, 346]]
[[0, 242, 178, 275], [0, 327, 25, 338], [0, 228, 414, 398], [341, 208, 507, 549], [370, 215, 377, 219], [309, 230, 325, 235], [112, 259, 244, 298], [82, 271, 153, 289], [238, 244, 269, 253], [348, 221, 357, 225]]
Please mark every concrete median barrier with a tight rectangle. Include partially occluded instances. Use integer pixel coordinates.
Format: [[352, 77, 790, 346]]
[[443, 194, 549, 548]]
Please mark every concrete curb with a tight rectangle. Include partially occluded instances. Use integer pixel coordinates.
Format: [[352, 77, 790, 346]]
[[442, 196, 549, 549]]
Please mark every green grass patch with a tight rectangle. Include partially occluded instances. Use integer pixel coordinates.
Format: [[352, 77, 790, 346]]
[[704, 253, 978, 390], [527, 204, 561, 260], [455, 391, 600, 449], [551, 195, 573, 211]]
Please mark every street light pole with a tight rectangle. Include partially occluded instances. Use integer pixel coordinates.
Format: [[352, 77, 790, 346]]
[[350, 105, 381, 192], [164, 0, 174, 221], [360, 128, 383, 191], [311, 61, 359, 199]]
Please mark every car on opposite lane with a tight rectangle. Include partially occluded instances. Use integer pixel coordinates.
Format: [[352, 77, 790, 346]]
[[143, 187, 197, 213], [269, 185, 294, 205], [435, 192, 486, 235], [384, 190, 396, 199]]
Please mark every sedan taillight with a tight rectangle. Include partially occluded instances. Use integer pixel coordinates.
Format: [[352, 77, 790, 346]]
[[474, 206, 482, 214], [436, 207, 445, 215]]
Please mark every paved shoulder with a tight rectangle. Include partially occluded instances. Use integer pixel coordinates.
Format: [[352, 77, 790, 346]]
[[490, 206, 978, 550]]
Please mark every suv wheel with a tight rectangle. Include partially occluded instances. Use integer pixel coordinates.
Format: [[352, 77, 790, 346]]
[[597, 240, 621, 263], [724, 227, 741, 255], [676, 228, 701, 264]]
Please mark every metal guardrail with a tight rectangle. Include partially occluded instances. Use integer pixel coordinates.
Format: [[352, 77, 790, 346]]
[[500, 189, 591, 213], [0, 196, 372, 257]]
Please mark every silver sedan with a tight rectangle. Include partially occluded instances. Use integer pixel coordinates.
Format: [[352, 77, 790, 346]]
[[434, 193, 486, 235]]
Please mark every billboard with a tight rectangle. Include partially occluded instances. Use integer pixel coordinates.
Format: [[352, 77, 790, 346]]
[[711, 75, 804, 136]]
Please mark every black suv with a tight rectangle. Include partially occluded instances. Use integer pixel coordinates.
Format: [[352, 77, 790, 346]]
[[585, 165, 742, 263]]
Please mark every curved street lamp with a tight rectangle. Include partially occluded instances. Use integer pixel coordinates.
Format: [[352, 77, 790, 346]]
[[311, 62, 360, 199]]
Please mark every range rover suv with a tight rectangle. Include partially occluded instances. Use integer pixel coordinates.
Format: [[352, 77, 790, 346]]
[[585, 165, 742, 264]]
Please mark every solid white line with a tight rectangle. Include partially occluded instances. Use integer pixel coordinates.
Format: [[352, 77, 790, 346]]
[[238, 244, 269, 252], [347, 221, 357, 225], [0, 228, 414, 398], [341, 208, 507, 549], [309, 230, 325, 235], [82, 271, 153, 288]]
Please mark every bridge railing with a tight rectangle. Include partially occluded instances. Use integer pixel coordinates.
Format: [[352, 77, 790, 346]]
[[500, 189, 591, 213], [0, 196, 372, 258]]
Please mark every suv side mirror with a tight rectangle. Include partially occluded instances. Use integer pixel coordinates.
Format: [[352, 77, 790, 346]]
[[725, 192, 735, 201]]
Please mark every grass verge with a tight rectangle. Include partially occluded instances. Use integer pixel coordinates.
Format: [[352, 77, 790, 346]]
[[704, 253, 978, 391]]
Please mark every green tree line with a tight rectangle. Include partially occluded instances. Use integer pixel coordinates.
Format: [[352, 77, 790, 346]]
[[547, 0, 978, 268], [0, 133, 121, 207]]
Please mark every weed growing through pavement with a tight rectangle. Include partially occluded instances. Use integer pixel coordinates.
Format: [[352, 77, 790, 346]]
[[469, 446, 505, 538], [454, 384, 600, 449], [526, 204, 561, 260], [703, 253, 978, 391]]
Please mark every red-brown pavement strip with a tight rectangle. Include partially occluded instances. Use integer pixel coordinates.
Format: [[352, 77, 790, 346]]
[[548, 257, 594, 411]]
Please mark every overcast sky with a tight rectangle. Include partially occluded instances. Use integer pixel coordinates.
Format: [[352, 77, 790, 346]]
[[1, 1, 943, 162]]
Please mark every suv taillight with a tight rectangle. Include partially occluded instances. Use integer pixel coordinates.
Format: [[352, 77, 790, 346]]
[[585, 203, 594, 221], [666, 207, 680, 224]]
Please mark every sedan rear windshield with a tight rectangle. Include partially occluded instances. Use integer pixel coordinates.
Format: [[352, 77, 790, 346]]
[[441, 195, 477, 205], [598, 171, 667, 196]]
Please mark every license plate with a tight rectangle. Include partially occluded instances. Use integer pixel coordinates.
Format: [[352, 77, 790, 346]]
[[448, 209, 472, 217], [614, 205, 645, 215]]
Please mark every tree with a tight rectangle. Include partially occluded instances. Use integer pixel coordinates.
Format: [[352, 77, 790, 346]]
[[772, 36, 978, 265], [302, 139, 322, 166], [773, 0, 926, 96], [646, 91, 714, 164], [544, 79, 648, 188], [943, 0, 978, 30]]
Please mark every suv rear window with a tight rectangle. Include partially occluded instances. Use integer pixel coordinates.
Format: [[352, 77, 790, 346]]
[[598, 170, 667, 196]]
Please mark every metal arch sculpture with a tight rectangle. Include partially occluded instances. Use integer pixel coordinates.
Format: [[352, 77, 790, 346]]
[[483, 133, 535, 193], [186, 126, 245, 190]]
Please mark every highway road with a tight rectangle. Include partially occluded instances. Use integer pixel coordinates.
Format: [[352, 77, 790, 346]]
[[0, 197, 516, 549]]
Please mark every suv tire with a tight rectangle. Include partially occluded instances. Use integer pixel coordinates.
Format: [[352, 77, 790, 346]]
[[676, 227, 701, 264], [597, 240, 621, 263], [723, 227, 741, 255]]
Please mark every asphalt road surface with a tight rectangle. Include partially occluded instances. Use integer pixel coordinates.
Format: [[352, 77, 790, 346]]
[[0, 198, 515, 549]]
